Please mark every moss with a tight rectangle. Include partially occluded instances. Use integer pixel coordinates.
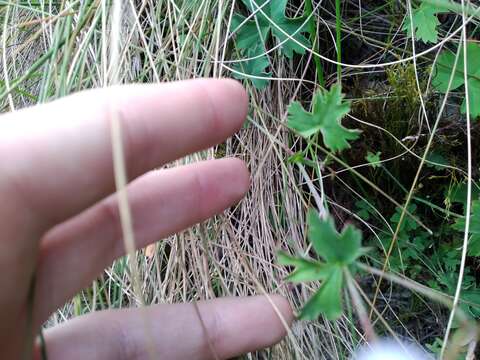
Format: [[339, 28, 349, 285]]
[[384, 63, 424, 142]]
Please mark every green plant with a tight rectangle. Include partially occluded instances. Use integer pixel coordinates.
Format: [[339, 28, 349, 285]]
[[279, 211, 367, 320], [379, 204, 432, 278], [355, 200, 375, 221], [286, 84, 360, 152], [432, 42, 480, 118], [365, 151, 381, 168], [452, 200, 480, 256], [304, 0, 324, 85], [232, 44, 271, 89], [231, 0, 310, 58], [230, 0, 311, 89], [425, 152, 449, 171], [403, 1, 443, 44], [6, 0, 480, 357], [445, 181, 480, 210], [334, 0, 342, 80]]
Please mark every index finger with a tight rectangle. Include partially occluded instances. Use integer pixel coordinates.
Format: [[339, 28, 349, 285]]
[[0, 79, 248, 227]]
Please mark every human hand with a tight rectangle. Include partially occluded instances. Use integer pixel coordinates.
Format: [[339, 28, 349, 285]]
[[0, 78, 293, 359]]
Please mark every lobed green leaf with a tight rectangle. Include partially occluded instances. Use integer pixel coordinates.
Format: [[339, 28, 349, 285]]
[[403, 2, 441, 44], [278, 251, 333, 283], [287, 84, 359, 152], [299, 266, 344, 320]]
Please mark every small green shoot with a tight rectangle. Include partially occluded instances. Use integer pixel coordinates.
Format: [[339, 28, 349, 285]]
[[365, 151, 381, 168], [287, 84, 360, 152], [278, 210, 367, 320]]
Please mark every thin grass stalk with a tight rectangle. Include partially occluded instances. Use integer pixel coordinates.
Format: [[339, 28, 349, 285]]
[[305, 0, 324, 86], [441, 2, 475, 356], [107, 0, 155, 358], [335, 0, 341, 82]]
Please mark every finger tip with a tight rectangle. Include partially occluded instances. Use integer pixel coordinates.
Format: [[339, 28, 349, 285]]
[[215, 157, 250, 201], [221, 78, 248, 131], [230, 157, 251, 195], [267, 295, 294, 339], [245, 295, 294, 347], [205, 78, 248, 133], [221, 78, 248, 106]]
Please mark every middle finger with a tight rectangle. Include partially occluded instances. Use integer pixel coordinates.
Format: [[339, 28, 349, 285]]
[[35, 158, 250, 322]]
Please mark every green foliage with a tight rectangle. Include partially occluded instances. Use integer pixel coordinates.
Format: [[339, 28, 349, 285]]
[[426, 152, 449, 171], [232, 45, 271, 89], [403, 1, 441, 44], [308, 212, 364, 264], [375, 204, 432, 278], [390, 204, 419, 233], [231, 0, 310, 58], [432, 42, 480, 118], [363, 187, 480, 314], [382, 63, 423, 149], [429, 268, 480, 320], [446, 181, 480, 210], [279, 210, 367, 320], [365, 151, 381, 168], [229, 0, 311, 88], [287, 84, 359, 152], [426, 334, 469, 360], [386, 63, 422, 118], [355, 200, 374, 221], [452, 200, 480, 256], [278, 252, 332, 283], [301, 266, 343, 320]]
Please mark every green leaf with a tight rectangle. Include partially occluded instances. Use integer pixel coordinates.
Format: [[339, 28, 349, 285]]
[[278, 212, 366, 322], [355, 200, 373, 221], [231, 13, 270, 51], [468, 234, 480, 257], [299, 267, 343, 320], [403, 2, 441, 44], [308, 210, 363, 264], [433, 43, 480, 118], [452, 201, 480, 235], [231, 0, 310, 58], [338, 225, 364, 263], [287, 84, 359, 152], [308, 212, 339, 261], [232, 45, 271, 89], [365, 151, 381, 168], [287, 151, 305, 164], [277, 251, 334, 282], [461, 78, 480, 117], [461, 289, 480, 317], [391, 204, 419, 233], [447, 181, 480, 210], [426, 152, 449, 170], [452, 201, 480, 256]]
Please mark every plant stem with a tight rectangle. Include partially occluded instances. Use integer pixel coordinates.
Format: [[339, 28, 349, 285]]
[[335, 0, 342, 82], [305, 0, 324, 86], [345, 269, 377, 342]]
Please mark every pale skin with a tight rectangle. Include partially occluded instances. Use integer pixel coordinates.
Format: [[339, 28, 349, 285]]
[[0, 78, 294, 359]]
